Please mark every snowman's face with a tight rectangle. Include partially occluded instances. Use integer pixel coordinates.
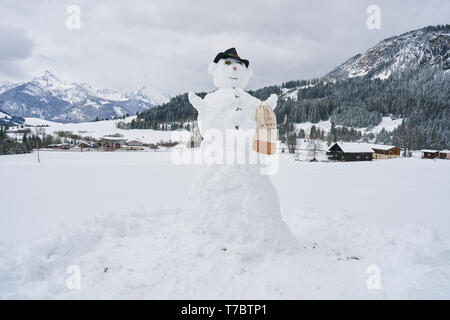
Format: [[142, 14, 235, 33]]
[[209, 58, 253, 89]]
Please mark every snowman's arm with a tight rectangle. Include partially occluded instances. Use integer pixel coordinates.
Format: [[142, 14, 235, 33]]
[[263, 94, 278, 110], [188, 92, 206, 114]]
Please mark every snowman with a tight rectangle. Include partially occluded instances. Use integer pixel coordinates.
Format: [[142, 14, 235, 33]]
[[186, 48, 296, 255], [188, 48, 277, 138]]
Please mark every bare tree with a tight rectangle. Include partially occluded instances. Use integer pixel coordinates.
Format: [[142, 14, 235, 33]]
[[191, 121, 203, 148], [294, 138, 302, 161], [34, 127, 46, 163], [307, 137, 321, 162], [287, 133, 297, 154], [285, 123, 297, 154], [394, 122, 417, 157]]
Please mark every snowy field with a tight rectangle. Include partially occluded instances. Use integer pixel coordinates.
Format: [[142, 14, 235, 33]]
[[1, 151, 449, 299], [8, 117, 193, 146]]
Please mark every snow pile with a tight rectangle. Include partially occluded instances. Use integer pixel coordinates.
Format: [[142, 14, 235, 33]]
[[0, 153, 449, 299], [185, 164, 297, 256], [1, 205, 449, 299]]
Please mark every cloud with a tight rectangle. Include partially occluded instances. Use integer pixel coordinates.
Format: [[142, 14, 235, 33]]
[[0, 0, 449, 94], [0, 24, 34, 77]]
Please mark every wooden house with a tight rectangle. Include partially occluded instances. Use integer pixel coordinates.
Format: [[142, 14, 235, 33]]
[[327, 142, 373, 161], [126, 139, 143, 147], [370, 144, 401, 159], [100, 136, 127, 150], [439, 150, 450, 160], [75, 142, 92, 151], [123, 139, 144, 150], [47, 143, 70, 150], [422, 150, 439, 159]]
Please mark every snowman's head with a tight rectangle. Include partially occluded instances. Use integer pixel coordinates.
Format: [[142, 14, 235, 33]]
[[208, 49, 253, 89]]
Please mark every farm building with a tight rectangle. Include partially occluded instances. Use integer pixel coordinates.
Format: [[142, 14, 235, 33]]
[[422, 150, 439, 159], [126, 139, 143, 147], [75, 142, 92, 151], [123, 139, 144, 151], [439, 150, 450, 160], [48, 143, 70, 150], [370, 144, 402, 159], [327, 142, 373, 162], [100, 136, 127, 150]]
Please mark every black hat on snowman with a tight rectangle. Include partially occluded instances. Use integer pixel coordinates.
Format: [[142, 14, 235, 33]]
[[213, 48, 249, 68]]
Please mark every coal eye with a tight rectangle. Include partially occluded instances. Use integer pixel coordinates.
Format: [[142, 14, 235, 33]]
[[238, 62, 243, 65], [225, 60, 231, 65]]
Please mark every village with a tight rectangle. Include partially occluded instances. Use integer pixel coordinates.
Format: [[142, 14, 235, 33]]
[[2, 122, 450, 161], [0, 120, 183, 154], [42, 135, 181, 152]]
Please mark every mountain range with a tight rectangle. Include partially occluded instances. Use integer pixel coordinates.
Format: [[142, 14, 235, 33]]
[[0, 71, 170, 125]]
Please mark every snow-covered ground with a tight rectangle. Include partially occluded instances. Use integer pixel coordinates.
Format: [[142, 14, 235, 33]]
[[0, 152, 449, 299], [359, 116, 403, 135], [295, 120, 333, 136], [293, 116, 402, 138], [9, 117, 193, 145]]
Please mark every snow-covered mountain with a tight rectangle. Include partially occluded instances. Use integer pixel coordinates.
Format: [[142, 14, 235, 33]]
[[0, 109, 13, 125], [0, 109, 25, 127], [325, 25, 449, 80], [0, 81, 22, 95], [0, 71, 170, 123]]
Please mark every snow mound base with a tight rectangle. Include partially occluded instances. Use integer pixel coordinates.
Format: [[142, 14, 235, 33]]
[[1, 207, 449, 299]]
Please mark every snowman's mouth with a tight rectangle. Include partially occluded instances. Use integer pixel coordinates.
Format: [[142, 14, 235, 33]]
[[229, 77, 238, 80]]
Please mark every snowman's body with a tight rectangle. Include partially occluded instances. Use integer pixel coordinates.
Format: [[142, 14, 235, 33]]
[[186, 53, 296, 254], [196, 87, 259, 134]]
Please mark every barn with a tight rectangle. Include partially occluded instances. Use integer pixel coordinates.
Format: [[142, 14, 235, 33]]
[[370, 144, 402, 159], [47, 143, 70, 150], [123, 139, 144, 150], [439, 150, 450, 160], [101, 136, 127, 150], [75, 142, 92, 151], [422, 150, 439, 159], [327, 142, 373, 161]]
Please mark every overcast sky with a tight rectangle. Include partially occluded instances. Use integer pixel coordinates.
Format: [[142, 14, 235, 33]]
[[0, 0, 448, 95]]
